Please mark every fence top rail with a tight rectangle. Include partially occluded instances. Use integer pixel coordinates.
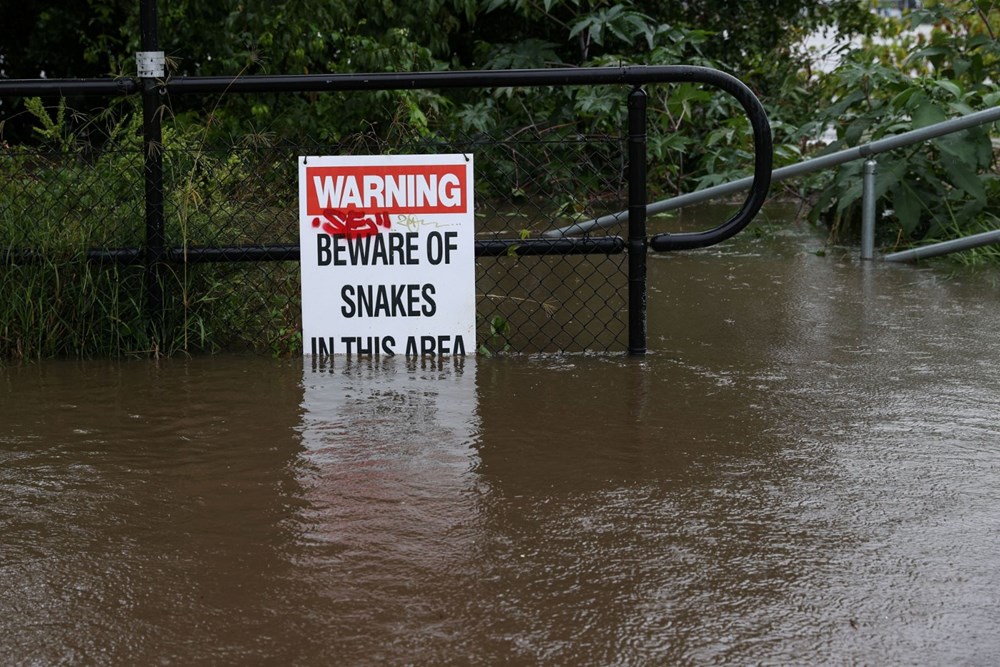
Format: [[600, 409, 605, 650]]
[[162, 65, 745, 94], [0, 77, 139, 97], [1, 64, 749, 96]]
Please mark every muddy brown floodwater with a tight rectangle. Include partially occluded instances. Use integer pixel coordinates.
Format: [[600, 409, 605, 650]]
[[2, 219, 1000, 665]]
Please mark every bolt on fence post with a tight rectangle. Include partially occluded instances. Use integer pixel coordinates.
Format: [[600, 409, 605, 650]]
[[139, 0, 166, 336], [627, 87, 648, 355], [861, 159, 877, 261]]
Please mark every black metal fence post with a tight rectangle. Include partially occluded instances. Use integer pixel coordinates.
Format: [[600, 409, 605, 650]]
[[139, 0, 166, 331], [627, 87, 648, 355]]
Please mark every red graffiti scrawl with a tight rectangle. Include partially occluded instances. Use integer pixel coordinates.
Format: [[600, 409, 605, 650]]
[[311, 208, 391, 239]]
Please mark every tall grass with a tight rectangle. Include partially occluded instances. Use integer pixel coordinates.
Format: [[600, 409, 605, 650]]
[[1, 98, 302, 361]]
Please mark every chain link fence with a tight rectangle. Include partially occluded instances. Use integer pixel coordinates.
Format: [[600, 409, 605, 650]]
[[2, 108, 629, 358]]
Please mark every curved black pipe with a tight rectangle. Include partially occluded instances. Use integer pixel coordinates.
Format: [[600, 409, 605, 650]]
[[642, 73, 772, 251]]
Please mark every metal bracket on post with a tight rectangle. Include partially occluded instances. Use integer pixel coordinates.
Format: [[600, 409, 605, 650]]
[[136, 51, 165, 79]]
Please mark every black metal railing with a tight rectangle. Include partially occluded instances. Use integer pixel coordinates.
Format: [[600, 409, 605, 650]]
[[0, 3, 771, 358]]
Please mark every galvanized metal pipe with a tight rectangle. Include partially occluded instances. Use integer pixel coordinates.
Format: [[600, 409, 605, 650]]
[[883, 229, 1000, 262], [861, 159, 877, 260], [546, 104, 1000, 238]]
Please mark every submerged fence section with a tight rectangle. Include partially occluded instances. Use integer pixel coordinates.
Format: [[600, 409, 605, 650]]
[[0, 8, 771, 359], [1, 123, 637, 356]]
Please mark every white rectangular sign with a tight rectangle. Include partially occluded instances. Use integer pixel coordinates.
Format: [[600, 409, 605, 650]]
[[299, 154, 475, 356]]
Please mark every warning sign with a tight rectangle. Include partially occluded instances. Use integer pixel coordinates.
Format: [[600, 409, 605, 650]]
[[299, 154, 475, 357]]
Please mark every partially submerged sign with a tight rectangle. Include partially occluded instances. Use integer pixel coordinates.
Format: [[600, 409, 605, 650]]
[[299, 154, 475, 357]]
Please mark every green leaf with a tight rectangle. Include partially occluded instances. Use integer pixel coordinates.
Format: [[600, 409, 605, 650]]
[[911, 101, 946, 129], [892, 185, 923, 235], [956, 197, 985, 222], [844, 118, 867, 146], [932, 79, 962, 99], [607, 22, 631, 43], [874, 159, 908, 200], [936, 129, 992, 168], [967, 34, 993, 50], [588, 22, 603, 46], [890, 87, 919, 110], [835, 177, 863, 215], [906, 45, 951, 63], [947, 101, 974, 117], [826, 89, 866, 118], [943, 157, 986, 205]]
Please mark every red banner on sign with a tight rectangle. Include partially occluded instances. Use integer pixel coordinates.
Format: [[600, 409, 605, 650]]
[[305, 165, 467, 215]]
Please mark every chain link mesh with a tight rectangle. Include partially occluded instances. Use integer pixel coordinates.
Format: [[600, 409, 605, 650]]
[[2, 105, 631, 357]]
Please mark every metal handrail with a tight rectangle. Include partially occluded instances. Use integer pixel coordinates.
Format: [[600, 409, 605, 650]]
[[546, 104, 1000, 254], [883, 228, 1000, 262]]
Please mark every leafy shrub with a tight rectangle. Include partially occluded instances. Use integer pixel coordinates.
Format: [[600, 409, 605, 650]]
[[806, 2, 1000, 248]]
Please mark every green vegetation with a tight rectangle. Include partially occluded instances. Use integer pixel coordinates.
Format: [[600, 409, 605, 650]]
[[806, 1, 1000, 253], [2, 0, 999, 359], [1, 97, 303, 359]]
